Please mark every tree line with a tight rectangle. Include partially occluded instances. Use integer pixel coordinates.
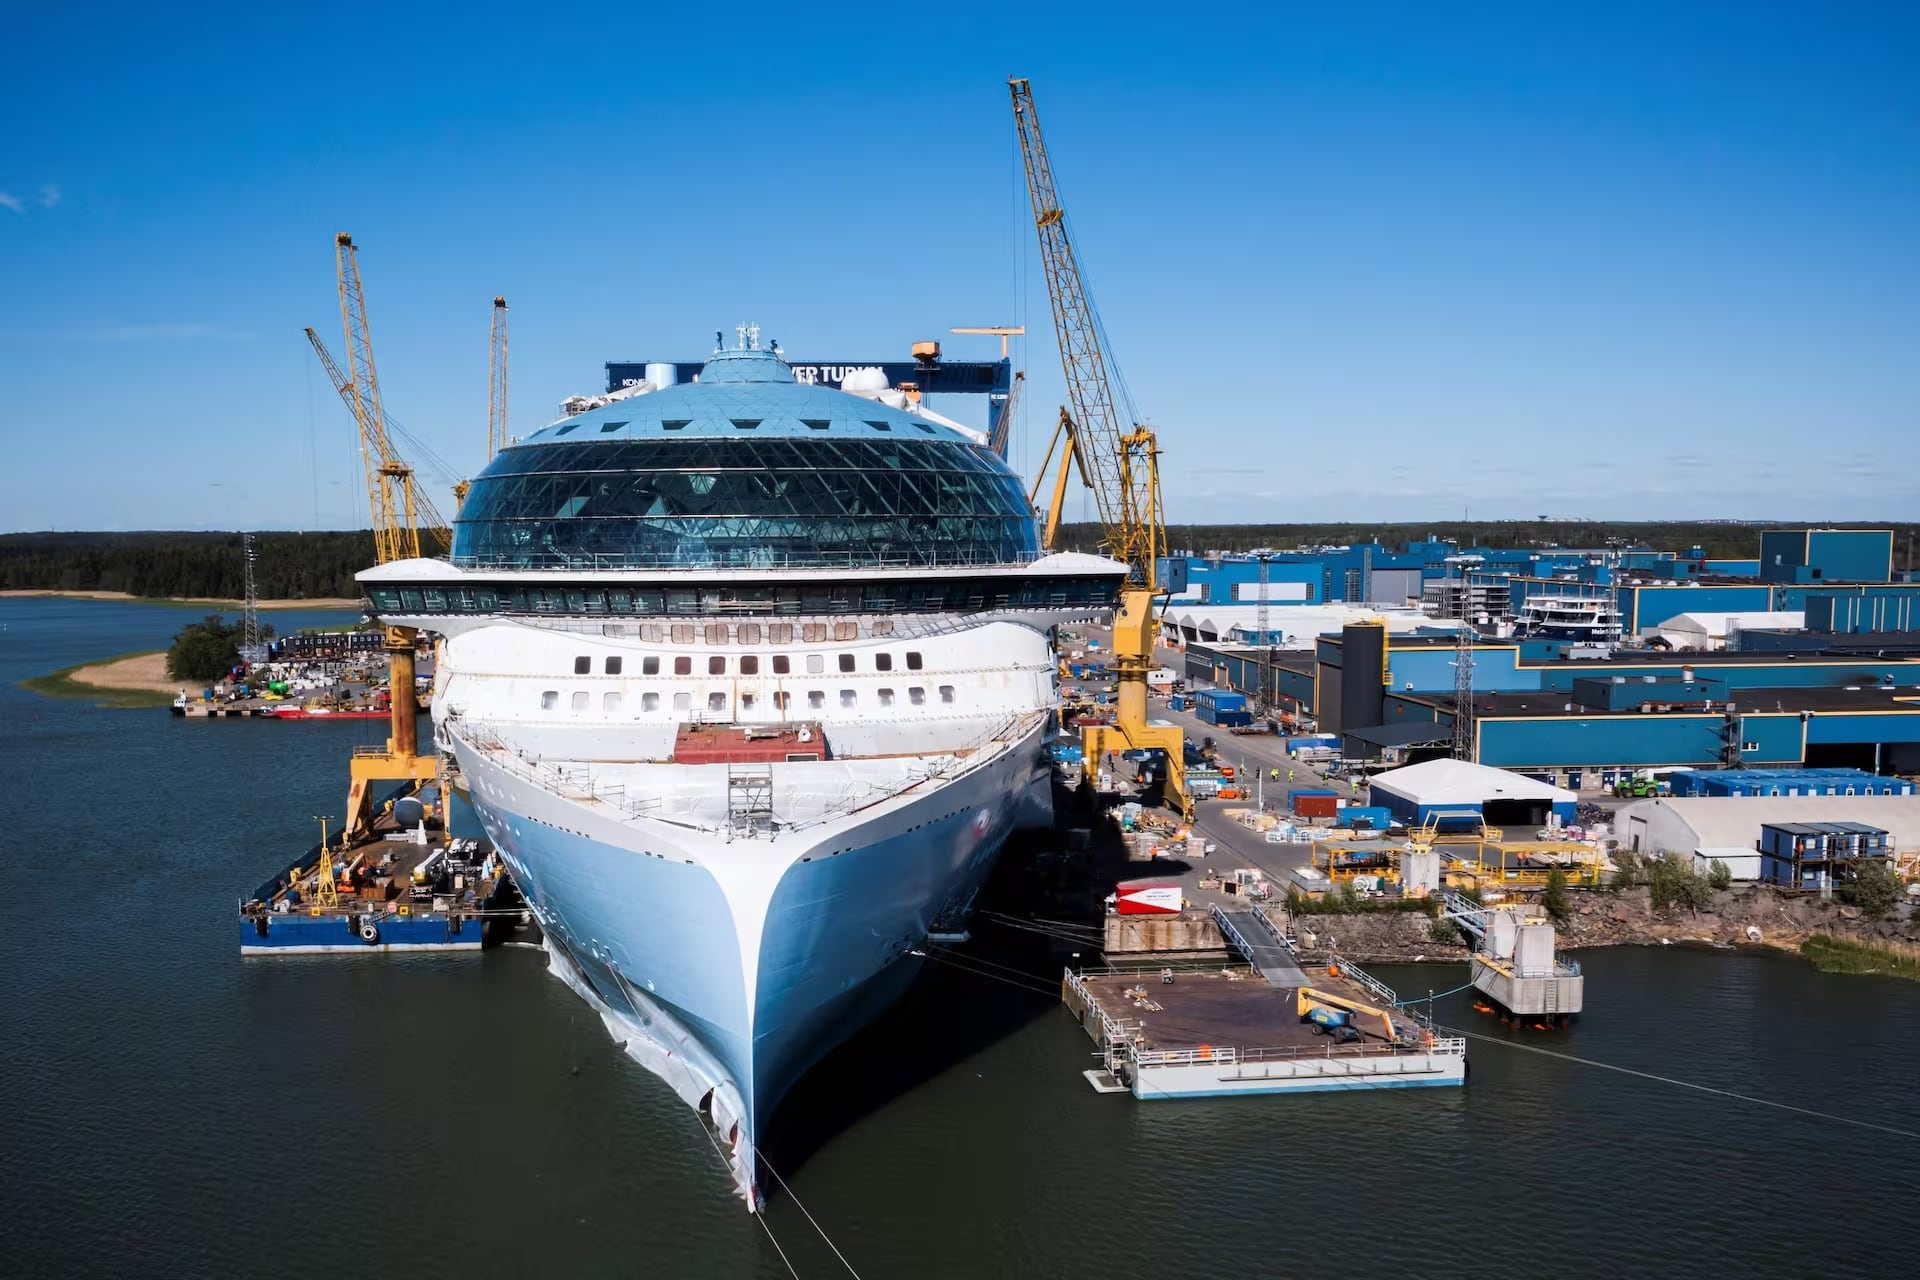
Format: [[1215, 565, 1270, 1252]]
[[1054, 520, 1920, 566], [0, 531, 417, 599]]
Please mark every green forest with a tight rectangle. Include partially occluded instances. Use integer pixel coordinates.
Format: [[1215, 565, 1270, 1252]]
[[0, 531, 395, 600], [3, 522, 1915, 601]]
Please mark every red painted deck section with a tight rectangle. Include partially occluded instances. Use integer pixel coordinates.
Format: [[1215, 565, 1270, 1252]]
[[672, 722, 829, 765]]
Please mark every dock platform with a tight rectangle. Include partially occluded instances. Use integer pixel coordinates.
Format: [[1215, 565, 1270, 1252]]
[[239, 806, 523, 955], [1062, 961, 1466, 1099]]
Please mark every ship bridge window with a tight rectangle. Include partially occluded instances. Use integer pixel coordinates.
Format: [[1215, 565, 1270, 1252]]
[[541, 690, 559, 710], [600, 420, 628, 433], [643, 657, 660, 675], [839, 689, 857, 708], [808, 691, 825, 710], [674, 657, 692, 676], [673, 692, 691, 712], [574, 655, 590, 675], [571, 691, 589, 711], [838, 654, 856, 673], [875, 653, 893, 672], [906, 652, 923, 670], [773, 655, 791, 674], [741, 656, 760, 675], [642, 692, 660, 712], [909, 687, 926, 706], [730, 419, 761, 430], [708, 656, 726, 675], [605, 656, 622, 675], [662, 419, 690, 431]]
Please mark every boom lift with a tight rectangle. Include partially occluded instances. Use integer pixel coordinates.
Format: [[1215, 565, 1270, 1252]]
[[1011, 77, 1190, 818]]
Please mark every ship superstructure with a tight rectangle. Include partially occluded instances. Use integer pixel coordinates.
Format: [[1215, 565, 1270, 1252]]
[[360, 336, 1125, 1204]]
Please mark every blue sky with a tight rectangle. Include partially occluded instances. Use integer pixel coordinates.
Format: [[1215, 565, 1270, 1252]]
[[2, 2, 1915, 530]]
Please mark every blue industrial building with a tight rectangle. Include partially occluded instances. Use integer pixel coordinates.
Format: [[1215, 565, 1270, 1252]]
[[1758, 528, 1894, 585]]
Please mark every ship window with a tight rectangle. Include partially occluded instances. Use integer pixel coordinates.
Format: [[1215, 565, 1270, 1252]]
[[708, 656, 726, 675], [906, 652, 924, 670], [838, 654, 856, 673], [939, 685, 956, 704], [605, 656, 622, 675], [878, 688, 895, 707], [806, 654, 825, 674], [773, 655, 791, 674], [741, 656, 760, 675], [674, 657, 692, 676], [808, 691, 825, 710], [834, 622, 858, 641], [555, 423, 581, 436], [571, 691, 589, 711], [730, 419, 761, 430], [839, 689, 857, 708], [803, 623, 827, 643], [603, 692, 622, 712], [872, 619, 894, 636], [914, 422, 935, 434], [708, 692, 726, 712], [662, 419, 690, 431], [705, 623, 729, 644], [909, 687, 926, 706], [673, 692, 691, 711], [671, 624, 694, 643], [741, 693, 757, 711], [599, 420, 627, 433], [802, 419, 831, 431], [774, 691, 790, 710], [540, 690, 559, 710], [770, 624, 794, 644], [875, 653, 893, 672], [642, 656, 660, 675], [642, 692, 660, 712], [865, 419, 892, 432], [574, 655, 590, 675], [737, 623, 762, 645]]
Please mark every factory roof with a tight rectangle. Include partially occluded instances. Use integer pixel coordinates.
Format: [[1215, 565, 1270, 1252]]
[[1425, 684, 1920, 719], [1342, 722, 1452, 749], [1370, 757, 1574, 805], [1618, 795, 1920, 852]]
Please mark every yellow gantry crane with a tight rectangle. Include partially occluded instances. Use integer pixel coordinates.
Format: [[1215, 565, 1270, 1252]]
[[305, 232, 443, 837], [1011, 77, 1189, 818]]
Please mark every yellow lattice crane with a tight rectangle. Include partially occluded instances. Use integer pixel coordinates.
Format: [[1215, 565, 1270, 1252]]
[[305, 233, 443, 837], [1011, 77, 1188, 818]]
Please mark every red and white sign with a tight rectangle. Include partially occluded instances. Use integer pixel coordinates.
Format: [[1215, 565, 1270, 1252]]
[[1114, 883, 1183, 916]]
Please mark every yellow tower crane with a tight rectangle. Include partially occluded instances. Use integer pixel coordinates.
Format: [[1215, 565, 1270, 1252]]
[[306, 233, 443, 837], [1011, 77, 1189, 818]]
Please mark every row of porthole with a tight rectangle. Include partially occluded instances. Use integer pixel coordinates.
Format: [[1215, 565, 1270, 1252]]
[[573, 650, 925, 677], [539, 686, 958, 714]]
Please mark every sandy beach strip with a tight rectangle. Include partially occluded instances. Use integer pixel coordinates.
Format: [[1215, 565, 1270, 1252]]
[[0, 590, 362, 610]]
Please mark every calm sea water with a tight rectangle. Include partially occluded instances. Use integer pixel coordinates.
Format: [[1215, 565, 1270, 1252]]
[[3, 596, 1919, 1279]]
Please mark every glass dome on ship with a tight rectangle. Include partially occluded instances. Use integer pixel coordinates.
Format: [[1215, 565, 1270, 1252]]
[[453, 344, 1038, 571]]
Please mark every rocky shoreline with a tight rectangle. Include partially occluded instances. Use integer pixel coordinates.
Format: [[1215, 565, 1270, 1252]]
[[1284, 884, 1919, 965]]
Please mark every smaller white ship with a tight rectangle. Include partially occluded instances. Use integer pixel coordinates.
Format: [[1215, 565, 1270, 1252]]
[[1514, 594, 1621, 642]]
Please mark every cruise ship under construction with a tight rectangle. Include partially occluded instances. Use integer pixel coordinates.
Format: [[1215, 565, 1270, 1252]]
[[361, 334, 1120, 1205]]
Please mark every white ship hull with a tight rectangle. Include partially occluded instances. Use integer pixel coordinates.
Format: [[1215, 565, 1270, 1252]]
[[449, 715, 1052, 1203]]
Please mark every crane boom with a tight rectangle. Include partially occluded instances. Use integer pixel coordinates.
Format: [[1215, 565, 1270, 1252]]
[[989, 369, 1024, 457], [335, 232, 420, 565], [488, 296, 509, 459], [304, 326, 450, 553], [1011, 77, 1189, 818], [1010, 78, 1158, 586]]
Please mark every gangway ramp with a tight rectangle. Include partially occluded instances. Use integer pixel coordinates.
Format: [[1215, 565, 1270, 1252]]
[[1211, 905, 1308, 988]]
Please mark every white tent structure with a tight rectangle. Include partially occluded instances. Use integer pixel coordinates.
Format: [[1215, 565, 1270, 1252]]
[[1368, 758, 1577, 828], [1614, 795, 1920, 881], [1650, 610, 1803, 649]]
